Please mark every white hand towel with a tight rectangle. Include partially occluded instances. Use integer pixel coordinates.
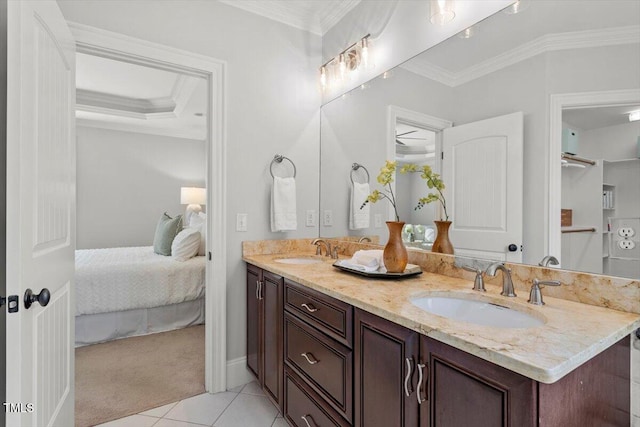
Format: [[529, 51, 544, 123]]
[[271, 176, 297, 232], [349, 182, 370, 230], [348, 249, 387, 273]]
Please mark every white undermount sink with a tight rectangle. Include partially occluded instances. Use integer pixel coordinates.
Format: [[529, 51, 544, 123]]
[[410, 295, 544, 329], [274, 257, 324, 265]]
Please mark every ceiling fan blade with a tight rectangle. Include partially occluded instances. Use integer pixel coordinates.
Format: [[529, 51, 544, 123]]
[[396, 130, 418, 137]]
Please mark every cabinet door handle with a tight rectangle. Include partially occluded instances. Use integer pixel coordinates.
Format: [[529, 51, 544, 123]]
[[301, 415, 315, 427], [255, 280, 260, 300], [301, 352, 319, 365], [404, 357, 413, 397], [259, 281, 263, 300], [301, 303, 318, 313], [416, 363, 427, 404]]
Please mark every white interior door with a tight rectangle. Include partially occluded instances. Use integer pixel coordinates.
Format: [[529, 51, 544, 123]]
[[442, 112, 523, 262], [6, 1, 76, 426]]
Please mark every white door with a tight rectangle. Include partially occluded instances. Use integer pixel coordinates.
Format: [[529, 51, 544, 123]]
[[6, 1, 76, 426], [442, 112, 523, 262]]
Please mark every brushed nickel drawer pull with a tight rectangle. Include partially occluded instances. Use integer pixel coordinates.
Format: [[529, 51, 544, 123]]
[[404, 357, 413, 397], [416, 363, 426, 404], [301, 352, 319, 365], [301, 415, 315, 427], [301, 303, 318, 313]]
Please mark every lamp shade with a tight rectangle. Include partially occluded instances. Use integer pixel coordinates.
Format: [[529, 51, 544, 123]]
[[180, 187, 206, 205]]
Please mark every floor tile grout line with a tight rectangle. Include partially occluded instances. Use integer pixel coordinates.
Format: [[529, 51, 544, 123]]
[[208, 390, 243, 427]]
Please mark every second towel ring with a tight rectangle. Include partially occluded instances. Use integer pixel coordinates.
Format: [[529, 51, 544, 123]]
[[350, 163, 370, 185], [270, 154, 297, 178]]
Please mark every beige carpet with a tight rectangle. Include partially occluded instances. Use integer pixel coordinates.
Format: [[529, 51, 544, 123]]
[[75, 325, 205, 427]]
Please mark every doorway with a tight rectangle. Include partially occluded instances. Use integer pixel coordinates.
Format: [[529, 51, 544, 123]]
[[70, 23, 227, 396]]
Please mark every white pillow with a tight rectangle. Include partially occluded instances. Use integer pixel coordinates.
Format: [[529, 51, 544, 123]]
[[189, 213, 206, 256], [171, 227, 201, 261]]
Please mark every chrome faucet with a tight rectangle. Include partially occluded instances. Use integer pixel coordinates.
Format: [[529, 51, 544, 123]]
[[331, 245, 341, 260], [311, 238, 331, 257], [486, 262, 517, 297], [462, 266, 486, 292], [538, 255, 559, 267], [358, 236, 372, 243], [528, 278, 561, 305]]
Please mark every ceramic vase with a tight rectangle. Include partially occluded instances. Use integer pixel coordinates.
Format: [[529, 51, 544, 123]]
[[432, 220, 454, 254], [384, 221, 408, 273]]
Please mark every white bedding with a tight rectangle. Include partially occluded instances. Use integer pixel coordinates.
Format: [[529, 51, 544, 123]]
[[75, 246, 205, 316]]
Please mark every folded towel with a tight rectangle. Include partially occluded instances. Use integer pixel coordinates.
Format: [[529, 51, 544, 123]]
[[349, 182, 370, 230], [348, 250, 386, 273], [338, 260, 380, 273], [271, 176, 297, 232]]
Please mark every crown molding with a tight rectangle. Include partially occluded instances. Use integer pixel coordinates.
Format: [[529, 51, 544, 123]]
[[76, 117, 206, 141], [217, 0, 359, 35], [319, 0, 361, 35], [402, 25, 640, 87]]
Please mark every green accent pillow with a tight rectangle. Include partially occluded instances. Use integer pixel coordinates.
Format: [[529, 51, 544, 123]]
[[153, 212, 183, 256]]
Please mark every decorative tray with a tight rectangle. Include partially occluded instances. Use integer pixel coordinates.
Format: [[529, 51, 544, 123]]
[[332, 260, 422, 279]]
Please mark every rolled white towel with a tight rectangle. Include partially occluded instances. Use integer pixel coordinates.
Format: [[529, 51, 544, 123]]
[[350, 250, 386, 273]]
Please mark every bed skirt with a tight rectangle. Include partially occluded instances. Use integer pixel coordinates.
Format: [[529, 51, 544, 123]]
[[75, 298, 205, 347]]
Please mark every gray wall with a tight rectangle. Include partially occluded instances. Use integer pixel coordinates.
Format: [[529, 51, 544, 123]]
[[76, 126, 206, 249], [57, 0, 322, 362]]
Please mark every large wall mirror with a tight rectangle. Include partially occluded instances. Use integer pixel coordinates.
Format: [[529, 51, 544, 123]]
[[319, 0, 640, 280]]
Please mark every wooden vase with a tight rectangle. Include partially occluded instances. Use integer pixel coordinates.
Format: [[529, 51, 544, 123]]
[[432, 220, 454, 254], [384, 221, 408, 273]]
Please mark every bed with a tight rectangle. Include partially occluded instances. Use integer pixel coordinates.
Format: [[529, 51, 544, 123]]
[[75, 246, 206, 346]]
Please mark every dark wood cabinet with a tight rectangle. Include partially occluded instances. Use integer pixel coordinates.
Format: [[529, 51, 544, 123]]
[[422, 336, 536, 427], [354, 308, 420, 427], [247, 265, 630, 427], [246, 264, 284, 412]]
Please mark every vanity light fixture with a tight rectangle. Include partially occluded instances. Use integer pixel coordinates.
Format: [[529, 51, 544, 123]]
[[429, 0, 456, 25], [629, 111, 640, 122], [319, 34, 372, 92], [504, 0, 529, 15], [458, 26, 476, 39]]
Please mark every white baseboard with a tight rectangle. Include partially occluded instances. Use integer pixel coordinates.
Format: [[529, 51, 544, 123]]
[[226, 356, 255, 390]]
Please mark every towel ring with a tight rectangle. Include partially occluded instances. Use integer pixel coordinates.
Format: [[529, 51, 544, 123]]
[[350, 163, 370, 185], [270, 154, 297, 178]]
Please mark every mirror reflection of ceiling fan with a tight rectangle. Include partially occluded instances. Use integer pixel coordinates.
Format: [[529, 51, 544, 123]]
[[395, 129, 436, 159]]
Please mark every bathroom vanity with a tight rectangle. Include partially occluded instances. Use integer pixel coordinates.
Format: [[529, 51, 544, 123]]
[[244, 249, 639, 427]]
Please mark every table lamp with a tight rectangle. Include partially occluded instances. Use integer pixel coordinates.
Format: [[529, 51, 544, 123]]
[[180, 187, 206, 226]]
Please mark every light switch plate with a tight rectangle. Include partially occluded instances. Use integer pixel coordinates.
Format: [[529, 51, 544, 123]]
[[374, 214, 383, 228], [236, 213, 248, 232], [323, 210, 333, 226], [306, 210, 317, 227]]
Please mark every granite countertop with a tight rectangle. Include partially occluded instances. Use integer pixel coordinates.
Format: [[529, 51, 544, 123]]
[[243, 252, 640, 384]]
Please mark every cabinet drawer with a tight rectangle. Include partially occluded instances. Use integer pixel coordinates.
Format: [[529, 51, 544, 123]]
[[285, 313, 353, 422], [285, 280, 353, 347], [285, 368, 350, 427]]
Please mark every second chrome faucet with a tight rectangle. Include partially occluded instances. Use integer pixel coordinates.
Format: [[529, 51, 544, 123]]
[[485, 262, 517, 297]]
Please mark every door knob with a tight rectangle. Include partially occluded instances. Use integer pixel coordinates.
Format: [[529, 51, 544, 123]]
[[24, 288, 51, 309], [508, 244, 518, 252]]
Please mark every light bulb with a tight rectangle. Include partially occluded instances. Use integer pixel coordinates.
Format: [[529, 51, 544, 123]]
[[320, 66, 327, 89], [339, 53, 346, 79], [504, 0, 529, 15], [361, 38, 369, 68], [430, 0, 455, 25]]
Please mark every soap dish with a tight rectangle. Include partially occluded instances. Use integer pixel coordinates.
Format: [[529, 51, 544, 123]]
[[332, 260, 422, 279]]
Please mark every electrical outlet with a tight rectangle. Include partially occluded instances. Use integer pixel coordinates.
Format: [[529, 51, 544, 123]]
[[236, 213, 248, 232], [306, 210, 317, 227], [323, 210, 333, 226], [618, 227, 635, 238], [374, 214, 383, 228], [618, 240, 636, 250]]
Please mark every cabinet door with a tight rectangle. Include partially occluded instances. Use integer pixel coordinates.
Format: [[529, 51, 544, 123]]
[[354, 308, 420, 427], [263, 271, 284, 411], [246, 265, 262, 381], [422, 336, 536, 427]]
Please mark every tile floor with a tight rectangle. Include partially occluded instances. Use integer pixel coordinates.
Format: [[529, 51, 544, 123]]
[[96, 381, 287, 427]]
